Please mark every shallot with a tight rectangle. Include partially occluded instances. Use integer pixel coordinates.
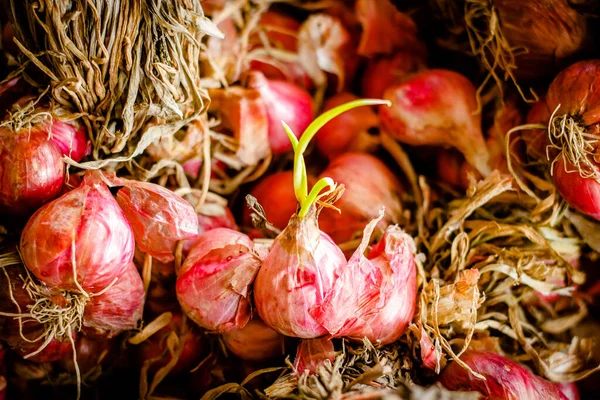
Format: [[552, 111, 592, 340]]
[[222, 318, 285, 362]]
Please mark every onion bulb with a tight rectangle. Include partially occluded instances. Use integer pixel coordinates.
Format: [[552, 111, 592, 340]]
[[293, 338, 336, 376], [176, 228, 261, 333], [244, 71, 314, 154], [440, 350, 576, 400], [362, 52, 426, 99], [380, 69, 491, 177], [222, 318, 284, 362], [20, 171, 135, 291], [0, 127, 65, 215], [315, 93, 381, 159], [318, 153, 403, 244]]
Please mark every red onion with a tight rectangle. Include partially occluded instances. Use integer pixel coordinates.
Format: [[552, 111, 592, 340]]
[[380, 69, 491, 176], [355, 0, 422, 57], [522, 97, 551, 161], [138, 313, 203, 376], [440, 350, 571, 400], [248, 12, 311, 89], [0, 263, 74, 363], [312, 220, 417, 344], [82, 262, 144, 338], [48, 119, 91, 162], [176, 228, 261, 333], [555, 382, 580, 400], [244, 71, 314, 154], [362, 52, 426, 99], [208, 86, 271, 166], [542, 60, 600, 220], [318, 153, 403, 244], [0, 127, 65, 215], [315, 93, 381, 159], [115, 179, 198, 263], [58, 336, 116, 377], [436, 149, 472, 190], [222, 318, 284, 362], [197, 205, 238, 235], [254, 212, 346, 338], [20, 171, 135, 291], [242, 171, 316, 231], [293, 338, 336, 376]]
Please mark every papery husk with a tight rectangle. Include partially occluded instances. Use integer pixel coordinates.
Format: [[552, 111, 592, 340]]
[[7, 0, 217, 172]]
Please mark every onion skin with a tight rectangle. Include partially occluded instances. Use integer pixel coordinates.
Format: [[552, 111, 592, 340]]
[[380, 69, 491, 177], [242, 171, 316, 231], [318, 153, 403, 244], [176, 228, 261, 333], [244, 71, 314, 154], [254, 210, 346, 338], [440, 350, 570, 400], [553, 158, 600, 220], [0, 128, 65, 215], [293, 338, 336, 376], [522, 97, 551, 161], [362, 52, 426, 99], [83, 262, 144, 338], [312, 225, 417, 344], [20, 171, 135, 291], [555, 382, 579, 400], [49, 120, 91, 162], [115, 180, 198, 263], [315, 93, 381, 159], [222, 319, 284, 362], [355, 0, 422, 57], [437, 149, 472, 190], [492, 0, 588, 80]]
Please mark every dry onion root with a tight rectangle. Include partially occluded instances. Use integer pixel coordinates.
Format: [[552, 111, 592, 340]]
[[7, 0, 218, 170]]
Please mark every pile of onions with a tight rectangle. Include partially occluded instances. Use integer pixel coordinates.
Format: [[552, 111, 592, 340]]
[[440, 350, 579, 400], [380, 69, 491, 177]]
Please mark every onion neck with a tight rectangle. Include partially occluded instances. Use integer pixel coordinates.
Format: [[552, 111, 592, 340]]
[[284, 99, 391, 220]]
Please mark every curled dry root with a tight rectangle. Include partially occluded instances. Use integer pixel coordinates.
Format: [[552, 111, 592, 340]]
[[548, 108, 600, 181], [464, 0, 537, 108]]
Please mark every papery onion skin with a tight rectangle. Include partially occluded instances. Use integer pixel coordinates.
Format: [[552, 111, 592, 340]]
[[254, 210, 346, 338], [138, 313, 204, 376], [553, 158, 600, 220], [555, 382, 579, 400], [293, 337, 336, 376], [115, 179, 198, 263], [222, 318, 284, 362], [440, 350, 570, 400], [0, 128, 65, 215], [312, 225, 417, 344], [244, 71, 314, 154], [83, 262, 144, 338], [380, 69, 491, 177], [355, 0, 422, 58], [242, 171, 316, 231], [362, 52, 426, 99], [176, 228, 260, 333], [315, 93, 381, 160], [20, 171, 135, 291], [49, 120, 91, 162], [318, 153, 403, 244], [522, 97, 551, 161]]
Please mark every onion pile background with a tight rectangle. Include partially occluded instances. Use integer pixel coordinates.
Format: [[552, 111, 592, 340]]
[[1, 0, 600, 399]]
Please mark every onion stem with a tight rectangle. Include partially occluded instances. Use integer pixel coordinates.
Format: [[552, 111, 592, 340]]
[[283, 99, 391, 219]]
